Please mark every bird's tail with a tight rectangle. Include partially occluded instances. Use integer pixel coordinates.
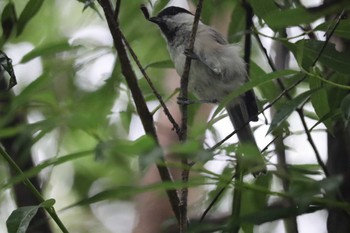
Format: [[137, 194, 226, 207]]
[[226, 99, 266, 176]]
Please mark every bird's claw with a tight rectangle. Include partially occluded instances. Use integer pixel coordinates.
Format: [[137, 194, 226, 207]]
[[177, 97, 195, 105], [184, 49, 199, 60]]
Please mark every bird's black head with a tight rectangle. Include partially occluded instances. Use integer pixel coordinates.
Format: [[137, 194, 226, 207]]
[[149, 6, 194, 43], [156, 6, 193, 18]]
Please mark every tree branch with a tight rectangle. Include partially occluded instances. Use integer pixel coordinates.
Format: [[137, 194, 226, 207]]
[[178, 1, 204, 231], [97, 0, 181, 221], [119, 31, 181, 135]]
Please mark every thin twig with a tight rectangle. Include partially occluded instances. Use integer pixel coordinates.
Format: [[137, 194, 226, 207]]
[[296, 108, 328, 175], [178, 1, 204, 231], [97, 0, 181, 221], [119, 32, 181, 135], [200, 175, 236, 222]]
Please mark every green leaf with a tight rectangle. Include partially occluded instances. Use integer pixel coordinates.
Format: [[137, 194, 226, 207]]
[[228, 1, 246, 43], [309, 109, 341, 133], [309, 70, 332, 131], [240, 206, 321, 225], [263, 7, 321, 30], [65, 178, 207, 209], [267, 89, 319, 134], [285, 39, 350, 74], [1, 2, 17, 40], [249, 0, 349, 30], [6, 206, 40, 233], [20, 40, 80, 63], [169, 140, 202, 154], [119, 109, 133, 132], [250, 61, 280, 103], [317, 175, 343, 193], [39, 199, 56, 208], [6, 199, 56, 233], [241, 173, 272, 233], [248, 0, 279, 26], [0, 50, 17, 89], [340, 94, 350, 122], [236, 143, 265, 174], [315, 19, 350, 39], [95, 135, 156, 161], [17, 0, 44, 36], [144, 60, 174, 70], [288, 164, 322, 175], [153, 0, 169, 15], [211, 69, 299, 120], [2, 150, 92, 190], [76, 0, 102, 18]]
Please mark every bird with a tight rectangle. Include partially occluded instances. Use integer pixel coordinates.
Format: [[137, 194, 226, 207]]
[[146, 6, 266, 175]]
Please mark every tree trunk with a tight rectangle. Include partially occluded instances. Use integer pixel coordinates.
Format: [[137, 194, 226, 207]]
[[0, 70, 52, 233]]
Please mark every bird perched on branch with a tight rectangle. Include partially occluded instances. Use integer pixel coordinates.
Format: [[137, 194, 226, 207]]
[[143, 6, 266, 175]]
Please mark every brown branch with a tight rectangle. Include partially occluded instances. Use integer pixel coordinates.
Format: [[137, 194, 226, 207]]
[[119, 32, 181, 135], [296, 108, 328, 175], [178, 1, 205, 231], [114, 0, 121, 18], [97, 0, 181, 221]]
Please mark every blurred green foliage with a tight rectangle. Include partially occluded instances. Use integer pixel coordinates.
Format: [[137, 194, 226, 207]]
[[1, 0, 350, 233]]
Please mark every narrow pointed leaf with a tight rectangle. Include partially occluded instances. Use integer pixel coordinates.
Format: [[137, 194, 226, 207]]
[[1, 2, 17, 40], [6, 206, 40, 233], [20, 40, 80, 63], [267, 89, 319, 134], [315, 19, 350, 39], [17, 0, 44, 36], [211, 70, 299, 120]]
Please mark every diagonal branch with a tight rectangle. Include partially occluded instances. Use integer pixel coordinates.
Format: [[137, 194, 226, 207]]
[[97, 0, 181, 221], [119, 32, 181, 135]]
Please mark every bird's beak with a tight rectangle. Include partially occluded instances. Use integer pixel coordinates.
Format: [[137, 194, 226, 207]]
[[149, 17, 160, 24]]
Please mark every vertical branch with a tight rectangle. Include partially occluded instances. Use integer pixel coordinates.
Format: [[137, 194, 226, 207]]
[[178, 1, 204, 231], [97, 0, 181, 221]]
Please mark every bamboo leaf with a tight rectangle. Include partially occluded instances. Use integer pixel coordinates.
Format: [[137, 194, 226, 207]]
[[315, 19, 350, 39], [144, 60, 174, 70], [2, 150, 92, 190], [17, 0, 44, 36], [1, 2, 17, 40], [211, 70, 299, 120], [6, 206, 39, 233], [20, 40, 80, 63], [267, 89, 319, 135]]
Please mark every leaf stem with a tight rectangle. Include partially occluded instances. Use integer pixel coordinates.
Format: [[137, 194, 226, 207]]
[[0, 146, 69, 233]]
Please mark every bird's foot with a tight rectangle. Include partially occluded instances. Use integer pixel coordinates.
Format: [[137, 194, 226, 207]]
[[184, 49, 199, 60]]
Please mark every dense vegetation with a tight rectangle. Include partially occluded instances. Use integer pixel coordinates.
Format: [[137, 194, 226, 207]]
[[1, 0, 350, 233]]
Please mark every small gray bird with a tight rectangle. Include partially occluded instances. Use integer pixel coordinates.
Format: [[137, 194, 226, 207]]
[[147, 6, 265, 175]]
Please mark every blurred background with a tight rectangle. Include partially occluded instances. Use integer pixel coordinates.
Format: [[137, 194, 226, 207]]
[[1, 0, 347, 232]]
